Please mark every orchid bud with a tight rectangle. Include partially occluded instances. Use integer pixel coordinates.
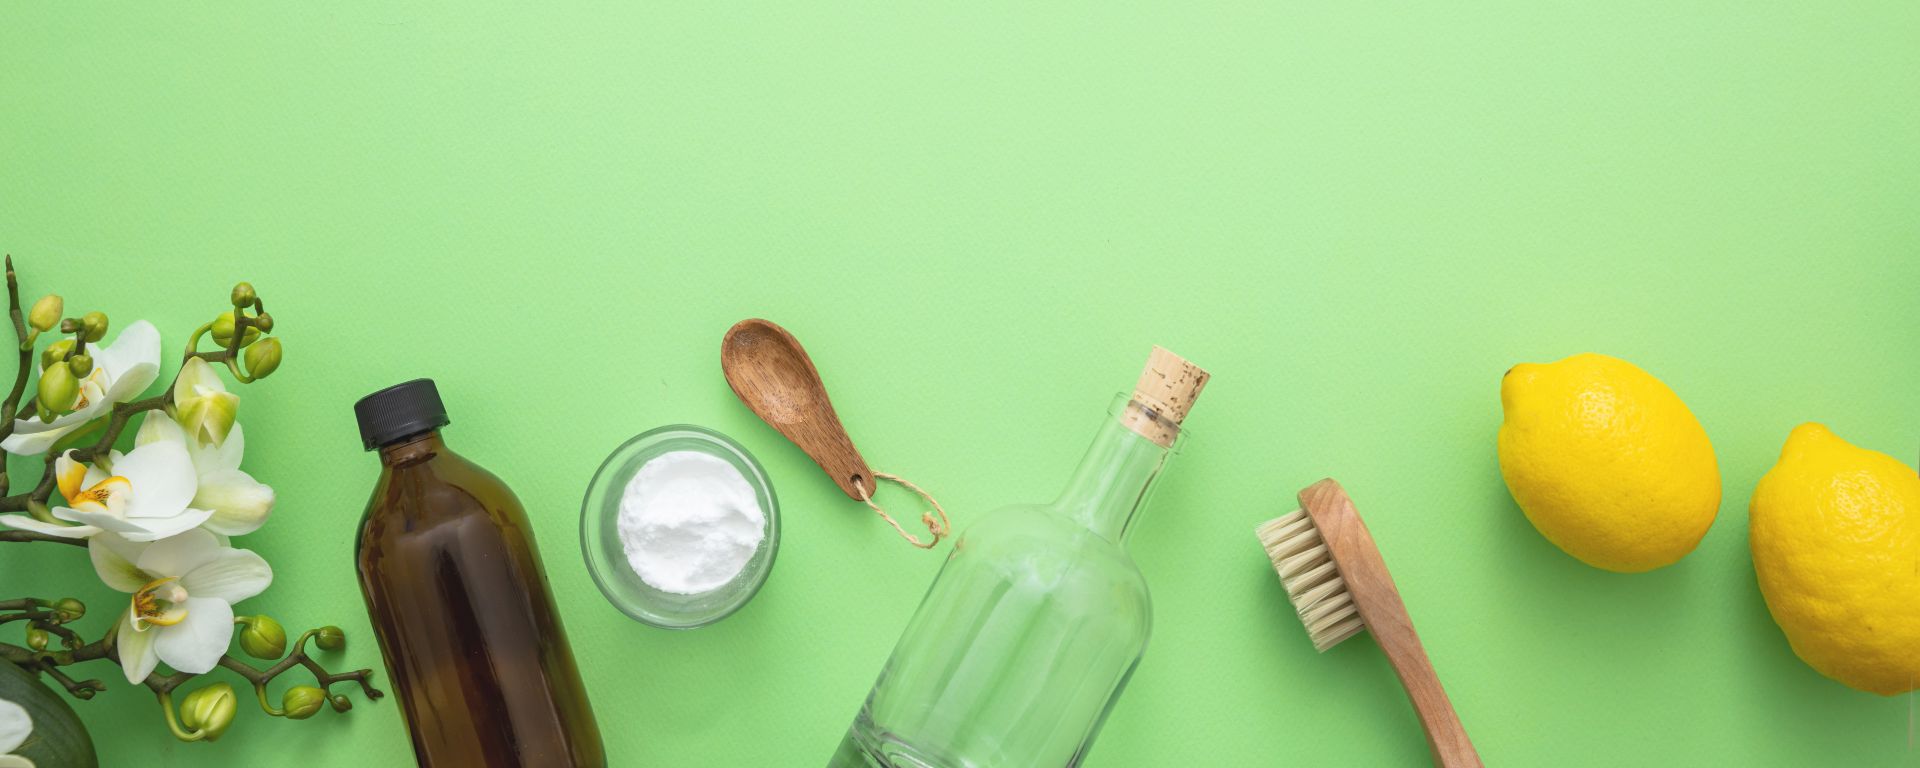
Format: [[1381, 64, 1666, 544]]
[[66, 353, 92, 378], [78, 312, 108, 343], [211, 311, 260, 348], [37, 362, 78, 413], [24, 626, 48, 652], [53, 598, 84, 622], [27, 295, 61, 332], [171, 358, 239, 446], [41, 339, 73, 369], [34, 400, 53, 424], [180, 683, 237, 742], [314, 626, 345, 651], [230, 281, 256, 307], [329, 694, 352, 713], [244, 337, 282, 380], [282, 686, 326, 720], [238, 615, 287, 659], [253, 312, 274, 333]]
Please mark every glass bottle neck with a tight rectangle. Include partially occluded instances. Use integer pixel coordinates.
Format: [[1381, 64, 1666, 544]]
[[1054, 410, 1174, 545], [378, 430, 447, 467]]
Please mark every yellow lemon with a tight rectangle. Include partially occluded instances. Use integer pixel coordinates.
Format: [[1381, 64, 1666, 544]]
[[1497, 353, 1720, 572], [1750, 424, 1920, 695]]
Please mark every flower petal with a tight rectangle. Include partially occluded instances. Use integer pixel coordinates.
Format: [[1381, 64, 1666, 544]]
[[189, 422, 245, 473], [153, 597, 232, 674], [73, 376, 105, 413], [0, 514, 99, 539], [0, 423, 76, 455], [93, 320, 161, 403], [194, 469, 273, 536], [112, 441, 197, 520], [118, 508, 216, 542], [51, 507, 147, 534], [180, 546, 272, 604], [55, 450, 87, 500], [0, 696, 30, 754], [67, 476, 129, 517], [89, 532, 151, 592], [134, 410, 187, 448], [180, 394, 239, 447], [171, 356, 221, 406], [81, 461, 108, 489], [133, 528, 222, 576], [117, 609, 160, 684], [0, 754, 34, 768]]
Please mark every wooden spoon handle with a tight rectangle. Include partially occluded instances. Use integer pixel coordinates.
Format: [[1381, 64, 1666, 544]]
[[1299, 479, 1481, 768], [791, 422, 875, 501]]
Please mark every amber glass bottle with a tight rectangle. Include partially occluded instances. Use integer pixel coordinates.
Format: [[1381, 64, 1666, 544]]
[[354, 379, 605, 767]]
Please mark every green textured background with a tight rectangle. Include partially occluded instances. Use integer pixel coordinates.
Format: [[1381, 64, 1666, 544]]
[[3, 2, 1917, 765]]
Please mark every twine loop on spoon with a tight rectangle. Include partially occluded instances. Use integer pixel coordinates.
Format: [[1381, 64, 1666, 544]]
[[854, 472, 952, 549]]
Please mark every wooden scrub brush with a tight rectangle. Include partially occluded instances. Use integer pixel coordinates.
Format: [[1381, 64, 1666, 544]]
[[1256, 478, 1481, 768]]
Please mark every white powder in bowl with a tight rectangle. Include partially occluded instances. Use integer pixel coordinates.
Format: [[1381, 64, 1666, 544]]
[[616, 450, 766, 595]]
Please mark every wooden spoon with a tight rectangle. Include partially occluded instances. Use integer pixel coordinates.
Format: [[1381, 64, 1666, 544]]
[[721, 319, 875, 500]]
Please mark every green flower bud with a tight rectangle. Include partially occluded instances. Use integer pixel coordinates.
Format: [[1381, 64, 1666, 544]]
[[24, 626, 48, 652], [27, 295, 62, 333], [237, 615, 286, 660], [253, 312, 274, 333], [281, 685, 326, 720], [41, 339, 73, 369], [79, 311, 108, 343], [230, 281, 256, 307], [211, 311, 261, 348], [37, 362, 79, 413], [53, 598, 85, 622], [179, 682, 237, 741], [244, 337, 281, 380], [66, 353, 92, 378], [329, 694, 352, 713], [313, 626, 345, 652], [171, 358, 239, 446], [34, 400, 53, 424]]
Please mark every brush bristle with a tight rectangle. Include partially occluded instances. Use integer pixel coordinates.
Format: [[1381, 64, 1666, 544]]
[[1257, 510, 1365, 652]]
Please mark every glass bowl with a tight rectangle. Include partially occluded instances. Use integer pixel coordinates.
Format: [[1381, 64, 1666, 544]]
[[580, 424, 780, 629]]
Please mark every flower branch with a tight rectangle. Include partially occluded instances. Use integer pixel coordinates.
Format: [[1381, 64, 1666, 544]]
[[0, 256, 375, 746], [0, 531, 85, 548]]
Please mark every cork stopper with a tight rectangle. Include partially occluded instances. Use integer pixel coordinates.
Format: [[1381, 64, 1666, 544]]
[[1121, 346, 1210, 448]]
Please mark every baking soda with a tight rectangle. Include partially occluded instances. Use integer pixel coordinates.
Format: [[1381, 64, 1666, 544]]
[[616, 450, 766, 595]]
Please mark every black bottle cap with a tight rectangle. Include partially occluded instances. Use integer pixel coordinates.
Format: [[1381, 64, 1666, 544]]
[[354, 379, 450, 451]]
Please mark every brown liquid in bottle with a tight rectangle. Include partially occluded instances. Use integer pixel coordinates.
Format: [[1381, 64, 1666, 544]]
[[355, 381, 604, 767]]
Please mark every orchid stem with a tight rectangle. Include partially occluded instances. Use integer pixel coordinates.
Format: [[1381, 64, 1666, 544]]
[[156, 690, 208, 742]]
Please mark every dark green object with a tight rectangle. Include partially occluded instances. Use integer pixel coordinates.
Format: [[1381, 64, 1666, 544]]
[[0, 660, 98, 767]]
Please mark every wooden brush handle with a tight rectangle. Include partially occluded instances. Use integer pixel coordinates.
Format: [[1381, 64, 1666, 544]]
[[1299, 479, 1482, 768]]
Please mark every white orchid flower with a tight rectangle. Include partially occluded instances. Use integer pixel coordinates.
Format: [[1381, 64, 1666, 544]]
[[0, 320, 161, 456], [89, 530, 271, 684], [0, 696, 32, 768], [0, 438, 211, 542], [134, 414, 273, 536], [171, 357, 238, 447]]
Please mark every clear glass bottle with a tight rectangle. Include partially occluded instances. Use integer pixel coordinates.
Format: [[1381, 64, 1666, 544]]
[[832, 349, 1208, 768]]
